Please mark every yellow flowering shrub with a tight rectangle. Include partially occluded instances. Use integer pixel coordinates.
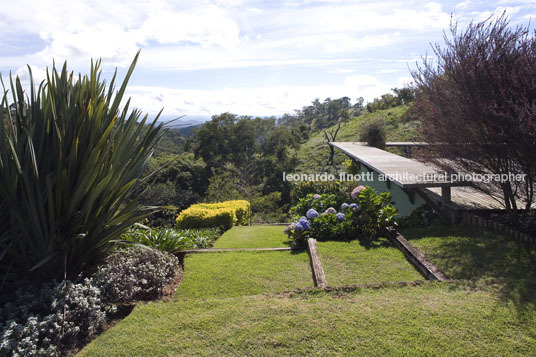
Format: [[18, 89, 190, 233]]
[[176, 200, 250, 229]]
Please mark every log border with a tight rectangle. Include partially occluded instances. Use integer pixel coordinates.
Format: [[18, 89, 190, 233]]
[[385, 227, 448, 281], [306, 238, 328, 288]]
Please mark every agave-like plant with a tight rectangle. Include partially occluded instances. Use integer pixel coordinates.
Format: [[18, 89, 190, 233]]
[[0, 52, 164, 291]]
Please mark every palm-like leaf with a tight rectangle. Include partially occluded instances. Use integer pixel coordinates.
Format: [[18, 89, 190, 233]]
[[0, 52, 164, 291]]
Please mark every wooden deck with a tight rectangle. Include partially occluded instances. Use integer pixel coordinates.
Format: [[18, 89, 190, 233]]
[[423, 186, 506, 210], [330, 142, 463, 188], [330, 141, 518, 212]]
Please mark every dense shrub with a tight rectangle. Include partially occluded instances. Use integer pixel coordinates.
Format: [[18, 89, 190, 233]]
[[122, 225, 221, 253], [93, 246, 179, 304], [0, 279, 109, 356], [0, 53, 164, 289], [176, 200, 251, 229], [359, 119, 387, 149], [285, 186, 398, 246]]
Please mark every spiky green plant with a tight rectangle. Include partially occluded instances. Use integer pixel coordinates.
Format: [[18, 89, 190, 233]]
[[0, 52, 165, 291]]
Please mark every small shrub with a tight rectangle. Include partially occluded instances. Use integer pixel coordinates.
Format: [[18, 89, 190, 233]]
[[176, 200, 251, 229], [122, 226, 222, 252], [0, 279, 109, 356], [359, 119, 386, 149], [94, 246, 178, 304]]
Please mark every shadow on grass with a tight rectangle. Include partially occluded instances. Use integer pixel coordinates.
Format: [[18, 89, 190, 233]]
[[402, 225, 536, 318]]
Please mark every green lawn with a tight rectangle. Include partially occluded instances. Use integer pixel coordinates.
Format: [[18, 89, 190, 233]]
[[78, 225, 536, 356], [213, 225, 291, 248], [402, 225, 536, 306], [317, 238, 423, 286], [79, 283, 536, 356], [175, 250, 312, 299]]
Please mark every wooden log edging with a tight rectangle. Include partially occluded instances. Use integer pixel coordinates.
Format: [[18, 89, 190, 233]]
[[306, 238, 328, 288], [462, 212, 535, 245], [180, 247, 299, 254], [385, 227, 448, 281]]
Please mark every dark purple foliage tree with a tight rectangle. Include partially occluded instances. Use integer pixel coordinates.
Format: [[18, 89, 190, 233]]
[[412, 14, 536, 216]]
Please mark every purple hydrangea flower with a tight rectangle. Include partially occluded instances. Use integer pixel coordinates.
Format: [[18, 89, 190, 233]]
[[336, 213, 345, 221], [299, 216, 308, 224], [294, 222, 304, 231], [349, 203, 359, 211], [306, 209, 319, 219], [302, 221, 311, 230], [324, 207, 337, 214], [351, 185, 366, 199], [340, 203, 349, 210], [312, 194, 321, 200]]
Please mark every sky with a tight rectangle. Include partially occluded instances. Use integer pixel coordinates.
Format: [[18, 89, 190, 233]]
[[1, 0, 535, 124]]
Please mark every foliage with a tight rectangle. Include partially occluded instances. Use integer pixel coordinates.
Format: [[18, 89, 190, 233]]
[[286, 187, 398, 246], [176, 200, 251, 229], [398, 204, 445, 228], [136, 152, 207, 215], [93, 246, 178, 304], [0, 53, 164, 289], [189, 113, 300, 206], [122, 225, 221, 252], [0, 279, 109, 356], [290, 181, 358, 205], [278, 96, 364, 130], [411, 14, 536, 215], [366, 87, 414, 113], [250, 192, 289, 223], [359, 118, 387, 149]]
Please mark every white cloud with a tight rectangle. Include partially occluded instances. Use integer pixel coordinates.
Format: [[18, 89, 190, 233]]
[[125, 74, 398, 118]]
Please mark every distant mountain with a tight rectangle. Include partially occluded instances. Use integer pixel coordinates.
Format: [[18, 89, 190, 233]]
[[158, 115, 209, 128]]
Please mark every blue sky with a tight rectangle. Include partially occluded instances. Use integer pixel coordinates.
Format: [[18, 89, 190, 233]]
[[1, 0, 535, 123]]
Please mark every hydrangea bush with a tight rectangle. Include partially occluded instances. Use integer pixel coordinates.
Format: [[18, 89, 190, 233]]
[[285, 186, 398, 246]]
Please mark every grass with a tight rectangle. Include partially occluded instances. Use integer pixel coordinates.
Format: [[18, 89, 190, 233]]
[[213, 225, 291, 248], [317, 238, 423, 286], [402, 225, 536, 307], [79, 225, 536, 355], [175, 250, 312, 299], [79, 283, 536, 356]]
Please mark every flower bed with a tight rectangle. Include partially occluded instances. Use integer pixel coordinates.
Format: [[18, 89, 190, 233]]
[[285, 186, 398, 246]]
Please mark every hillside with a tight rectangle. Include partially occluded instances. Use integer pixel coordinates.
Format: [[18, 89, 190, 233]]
[[295, 105, 422, 174]]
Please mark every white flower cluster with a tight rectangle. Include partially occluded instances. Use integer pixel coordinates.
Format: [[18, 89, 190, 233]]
[[0, 279, 106, 356], [94, 247, 179, 303]]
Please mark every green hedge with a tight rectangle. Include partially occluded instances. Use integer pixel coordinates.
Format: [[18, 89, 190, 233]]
[[176, 200, 250, 229]]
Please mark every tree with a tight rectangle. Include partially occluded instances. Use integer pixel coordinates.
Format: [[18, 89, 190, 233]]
[[322, 109, 350, 168], [411, 14, 536, 216]]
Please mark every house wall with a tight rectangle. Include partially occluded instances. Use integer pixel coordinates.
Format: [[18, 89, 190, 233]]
[[357, 165, 426, 217]]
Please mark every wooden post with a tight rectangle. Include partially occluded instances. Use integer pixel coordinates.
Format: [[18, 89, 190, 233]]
[[441, 186, 451, 205], [307, 238, 328, 288]]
